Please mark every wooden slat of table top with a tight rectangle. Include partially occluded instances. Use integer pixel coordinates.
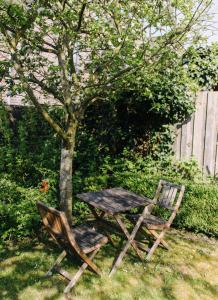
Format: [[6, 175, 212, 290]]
[[77, 187, 152, 214]]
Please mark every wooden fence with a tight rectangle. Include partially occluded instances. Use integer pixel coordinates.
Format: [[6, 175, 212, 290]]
[[174, 91, 218, 177]]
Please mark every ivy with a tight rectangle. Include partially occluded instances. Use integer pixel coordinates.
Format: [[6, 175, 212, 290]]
[[184, 44, 218, 90]]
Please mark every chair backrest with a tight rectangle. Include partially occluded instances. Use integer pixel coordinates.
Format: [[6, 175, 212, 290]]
[[153, 180, 185, 211], [37, 201, 83, 257]]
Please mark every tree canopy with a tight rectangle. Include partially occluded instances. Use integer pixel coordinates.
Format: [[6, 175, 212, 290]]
[[0, 0, 213, 221]]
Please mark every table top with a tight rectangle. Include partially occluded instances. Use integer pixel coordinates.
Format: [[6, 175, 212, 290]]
[[77, 187, 152, 215]]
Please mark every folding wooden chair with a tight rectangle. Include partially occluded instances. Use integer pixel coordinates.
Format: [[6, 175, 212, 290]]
[[128, 180, 185, 261], [37, 201, 108, 294], [109, 180, 185, 275]]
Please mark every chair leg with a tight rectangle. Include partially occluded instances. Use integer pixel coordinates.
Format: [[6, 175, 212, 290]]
[[109, 237, 132, 277], [148, 229, 170, 250], [45, 250, 67, 277], [64, 248, 100, 294], [146, 230, 167, 261]]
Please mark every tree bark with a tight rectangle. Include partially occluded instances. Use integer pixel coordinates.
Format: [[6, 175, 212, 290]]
[[59, 122, 77, 225]]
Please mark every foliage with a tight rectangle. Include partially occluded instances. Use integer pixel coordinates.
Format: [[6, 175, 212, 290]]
[[82, 63, 196, 157], [0, 105, 60, 240], [184, 43, 218, 90], [0, 175, 57, 240], [0, 0, 213, 218], [0, 0, 207, 126], [0, 105, 61, 187], [76, 151, 218, 237], [0, 105, 62, 240], [0, 1, 216, 239], [0, 148, 217, 239], [0, 102, 217, 239]]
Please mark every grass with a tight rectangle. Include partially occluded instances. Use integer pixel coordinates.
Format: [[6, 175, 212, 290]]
[[0, 229, 218, 300]]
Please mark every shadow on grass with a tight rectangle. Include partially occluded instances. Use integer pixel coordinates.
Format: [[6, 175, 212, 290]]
[[0, 240, 64, 299], [0, 229, 218, 300], [0, 237, 119, 300]]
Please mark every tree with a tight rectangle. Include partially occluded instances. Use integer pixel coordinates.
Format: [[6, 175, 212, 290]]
[[0, 0, 212, 223]]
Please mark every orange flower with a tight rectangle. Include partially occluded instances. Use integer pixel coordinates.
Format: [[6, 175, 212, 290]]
[[39, 180, 49, 192]]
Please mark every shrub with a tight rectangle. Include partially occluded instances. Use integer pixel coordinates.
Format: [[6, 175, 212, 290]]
[[0, 175, 58, 240], [0, 103, 217, 240], [184, 44, 218, 90], [1, 151, 217, 240], [76, 152, 218, 237]]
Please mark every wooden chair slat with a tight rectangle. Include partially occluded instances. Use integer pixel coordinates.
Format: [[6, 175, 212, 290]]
[[157, 181, 181, 210]]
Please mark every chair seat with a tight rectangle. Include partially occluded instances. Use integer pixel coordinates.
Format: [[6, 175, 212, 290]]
[[72, 225, 108, 253], [128, 214, 167, 230]]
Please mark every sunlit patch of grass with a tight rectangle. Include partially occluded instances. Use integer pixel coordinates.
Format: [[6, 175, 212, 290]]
[[0, 230, 218, 300]]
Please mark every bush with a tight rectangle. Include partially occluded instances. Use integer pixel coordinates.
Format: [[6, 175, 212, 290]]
[[76, 152, 218, 237], [0, 175, 58, 240], [0, 104, 217, 240], [184, 44, 218, 90], [177, 183, 218, 236], [0, 106, 62, 240], [1, 149, 217, 240]]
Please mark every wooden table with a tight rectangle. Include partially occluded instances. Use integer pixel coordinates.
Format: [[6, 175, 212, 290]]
[[77, 187, 152, 275]]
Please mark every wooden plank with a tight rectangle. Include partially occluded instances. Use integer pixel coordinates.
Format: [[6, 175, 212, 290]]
[[174, 91, 218, 176], [148, 229, 170, 250], [77, 188, 152, 214], [180, 122, 187, 159], [45, 250, 67, 277], [73, 224, 108, 253], [187, 115, 194, 158], [64, 249, 99, 294], [215, 134, 218, 178], [115, 215, 143, 260], [203, 92, 218, 176], [192, 91, 208, 168], [55, 266, 72, 281], [215, 92, 218, 178], [174, 124, 182, 160], [109, 203, 152, 277], [180, 116, 193, 159]]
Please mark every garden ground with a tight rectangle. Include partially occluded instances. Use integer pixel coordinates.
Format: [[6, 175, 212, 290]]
[[0, 229, 218, 300]]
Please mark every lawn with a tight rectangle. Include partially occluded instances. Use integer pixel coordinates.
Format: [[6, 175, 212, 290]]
[[0, 229, 217, 300]]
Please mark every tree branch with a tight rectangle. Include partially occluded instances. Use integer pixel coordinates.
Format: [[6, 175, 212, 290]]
[[76, 3, 87, 32], [28, 74, 64, 103], [57, 34, 77, 119], [19, 80, 67, 140], [23, 80, 67, 140], [2, 31, 68, 141], [19, 73, 67, 140]]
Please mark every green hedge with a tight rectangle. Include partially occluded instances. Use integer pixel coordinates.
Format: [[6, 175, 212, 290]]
[[177, 183, 218, 235], [1, 154, 217, 241]]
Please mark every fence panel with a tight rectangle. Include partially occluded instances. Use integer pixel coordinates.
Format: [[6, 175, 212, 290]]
[[174, 91, 218, 176]]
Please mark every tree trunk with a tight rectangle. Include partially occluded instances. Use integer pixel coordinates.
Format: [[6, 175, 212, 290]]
[[59, 123, 77, 225]]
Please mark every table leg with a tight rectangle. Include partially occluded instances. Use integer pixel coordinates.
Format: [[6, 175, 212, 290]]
[[110, 205, 152, 276], [89, 206, 115, 246], [114, 215, 143, 260]]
